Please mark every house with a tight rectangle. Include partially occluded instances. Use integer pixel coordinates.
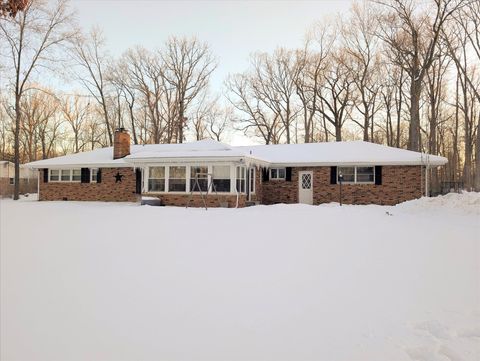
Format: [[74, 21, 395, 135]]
[[0, 161, 38, 198], [25, 128, 447, 207]]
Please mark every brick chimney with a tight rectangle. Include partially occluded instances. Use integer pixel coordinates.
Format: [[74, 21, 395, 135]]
[[113, 128, 130, 159]]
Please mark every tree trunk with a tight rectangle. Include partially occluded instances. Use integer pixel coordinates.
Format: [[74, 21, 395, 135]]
[[408, 79, 421, 151], [13, 94, 21, 200]]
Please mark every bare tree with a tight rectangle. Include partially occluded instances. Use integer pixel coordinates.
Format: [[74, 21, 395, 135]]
[[71, 28, 115, 145], [0, 0, 74, 199], [61, 94, 89, 152], [375, 0, 465, 151], [314, 51, 356, 141], [227, 73, 283, 144], [343, 2, 382, 141], [160, 36, 217, 143]]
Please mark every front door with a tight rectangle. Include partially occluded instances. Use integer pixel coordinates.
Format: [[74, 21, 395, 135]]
[[298, 171, 313, 205]]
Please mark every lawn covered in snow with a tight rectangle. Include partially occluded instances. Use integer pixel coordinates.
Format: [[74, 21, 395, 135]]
[[1, 193, 479, 361]]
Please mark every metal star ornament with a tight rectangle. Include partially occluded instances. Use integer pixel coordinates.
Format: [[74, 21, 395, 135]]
[[114, 172, 124, 183]]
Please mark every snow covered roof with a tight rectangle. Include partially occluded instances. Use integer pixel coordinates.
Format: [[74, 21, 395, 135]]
[[235, 141, 447, 166], [25, 139, 447, 168]]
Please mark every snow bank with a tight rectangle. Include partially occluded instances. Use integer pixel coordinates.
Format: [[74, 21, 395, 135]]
[[1, 196, 479, 361], [397, 192, 480, 215]]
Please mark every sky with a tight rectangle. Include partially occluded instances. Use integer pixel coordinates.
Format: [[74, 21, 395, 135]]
[[70, 0, 352, 92], [68, 0, 353, 144]]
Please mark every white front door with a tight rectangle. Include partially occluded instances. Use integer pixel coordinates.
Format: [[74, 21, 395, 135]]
[[298, 171, 313, 205]]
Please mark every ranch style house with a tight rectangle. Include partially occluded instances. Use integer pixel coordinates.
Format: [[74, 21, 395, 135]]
[[26, 128, 447, 207]]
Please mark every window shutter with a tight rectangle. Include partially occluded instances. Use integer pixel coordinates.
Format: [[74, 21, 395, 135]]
[[262, 168, 269, 182], [285, 167, 292, 181], [43, 169, 49, 183], [81, 168, 90, 183], [135, 168, 142, 194], [97, 169, 102, 183], [375, 166, 382, 185], [330, 166, 337, 184]]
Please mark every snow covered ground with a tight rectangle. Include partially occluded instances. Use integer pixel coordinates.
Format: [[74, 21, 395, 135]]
[[1, 193, 479, 361]]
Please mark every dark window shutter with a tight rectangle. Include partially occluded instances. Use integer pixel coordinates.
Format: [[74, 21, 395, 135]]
[[43, 169, 49, 183], [285, 167, 292, 181], [262, 168, 269, 182], [330, 166, 337, 184], [135, 168, 142, 194], [81, 168, 90, 183], [97, 169, 102, 183], [375, 166, 382, 185]]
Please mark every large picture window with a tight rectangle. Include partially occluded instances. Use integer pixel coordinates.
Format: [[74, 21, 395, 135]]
[[148, 166, 165, 192], [190, 166, 208, 192], [212, 165, 230, 193], [236, 166, 246, 193], [169, 166, 186, 192], [337, 166, 374, 184]]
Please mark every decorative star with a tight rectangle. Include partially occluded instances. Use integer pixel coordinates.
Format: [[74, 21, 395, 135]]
[[114, 172, 124, 183]]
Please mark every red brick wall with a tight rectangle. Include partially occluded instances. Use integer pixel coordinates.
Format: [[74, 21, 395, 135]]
[[260, 166, 423, 205], [39, 168, 138, 202], [151, 193, 246, 208]]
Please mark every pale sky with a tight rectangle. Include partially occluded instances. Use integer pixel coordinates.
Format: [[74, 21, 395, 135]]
[[68, 0, 353, 144], [71, 0, 352, 91]]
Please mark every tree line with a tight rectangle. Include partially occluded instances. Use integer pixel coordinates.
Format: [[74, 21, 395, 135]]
[[0, 0, 479, 199]]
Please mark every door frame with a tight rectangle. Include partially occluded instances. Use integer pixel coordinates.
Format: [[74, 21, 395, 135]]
[[298, 170, 313, 205]]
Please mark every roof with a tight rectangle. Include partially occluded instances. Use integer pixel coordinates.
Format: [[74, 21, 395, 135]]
[[24, 139, 448, 168], [236, 141, 447, 166]]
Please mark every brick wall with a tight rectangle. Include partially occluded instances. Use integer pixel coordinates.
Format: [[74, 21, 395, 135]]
[[0, 178, 38, 198], [260, 166, 423, 206], [39, 168, 138, 202], [151, 193, 246, 208]]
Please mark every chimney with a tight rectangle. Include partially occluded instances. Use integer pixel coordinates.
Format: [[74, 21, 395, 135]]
[[113, 128, 130, 159]]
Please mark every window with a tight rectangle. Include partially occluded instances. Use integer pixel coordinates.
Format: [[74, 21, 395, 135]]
[[270, 168, 286, 180], [9, 177, 14, 185], [337, 167, 355, 183], [169, 166, 186, 192], [249, 167, 255, 194], [49, 169, 81, 182], [337, 166, 374, 184], [356, 167, 374, 183], [212, 165, 230, 193], [190, 166, 208, 192], [90, 168, 98, 183], [61, 169, 71, 181], [50, 169, 59, 181], [236, 166, 246, 193], [148, 166, 165, 192], [72, 169, 81, 182]]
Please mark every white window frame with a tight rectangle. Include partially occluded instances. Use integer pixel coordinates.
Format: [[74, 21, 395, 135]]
[[190, 165, 209, 193], [144, 164, 245, 194], [90, 168, 98, 183], [249, 167, 255, 194], [270, 167, 286, 180], [212, 165, 231, 193], [235, 166, 246, 194], [337, 166, 375, 184], [9, 177, 14, 185], [147, 166, 166, 192], [49, 169, 81, 183]]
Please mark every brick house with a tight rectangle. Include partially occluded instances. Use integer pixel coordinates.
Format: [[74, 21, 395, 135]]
[[0, 161, 38, 198], [25, 129, 447, 207]]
